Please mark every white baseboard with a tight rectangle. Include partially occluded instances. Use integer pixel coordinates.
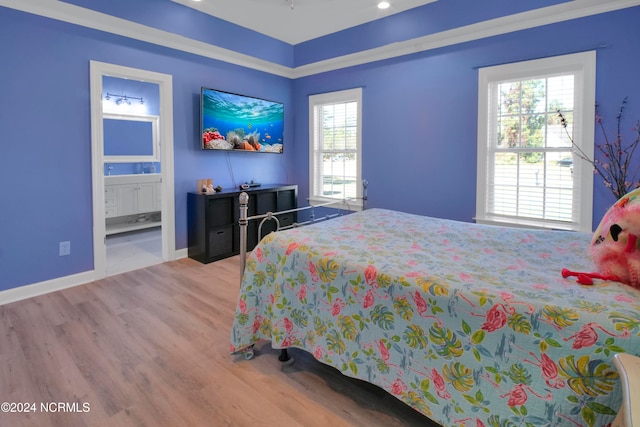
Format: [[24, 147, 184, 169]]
[[175, 248, 188, 259], [0, 249, 188, 306], [0, 270, 97, 306]]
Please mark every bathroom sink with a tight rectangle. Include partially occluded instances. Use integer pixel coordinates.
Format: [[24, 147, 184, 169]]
[[105, 174, 161, 184]]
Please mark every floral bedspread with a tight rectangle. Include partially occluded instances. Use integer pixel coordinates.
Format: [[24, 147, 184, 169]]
[[230, 209, 640, 426]]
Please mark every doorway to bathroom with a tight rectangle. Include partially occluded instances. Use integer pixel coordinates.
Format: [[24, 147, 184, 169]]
[[89, 61, 176, 279], [106, 228, 162, 275]]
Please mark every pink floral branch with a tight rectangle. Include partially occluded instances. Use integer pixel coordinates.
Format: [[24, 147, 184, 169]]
[[557, 97, 640, 200]]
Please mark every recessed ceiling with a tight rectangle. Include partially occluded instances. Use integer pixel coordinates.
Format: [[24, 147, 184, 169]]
[[171, 0, 437, 45]]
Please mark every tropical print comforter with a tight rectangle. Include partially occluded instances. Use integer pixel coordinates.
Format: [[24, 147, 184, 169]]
[[230, 209, 640, 426]]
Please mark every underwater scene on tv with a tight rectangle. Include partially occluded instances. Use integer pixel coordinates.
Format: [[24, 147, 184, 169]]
[[201, 87, 284, 153]]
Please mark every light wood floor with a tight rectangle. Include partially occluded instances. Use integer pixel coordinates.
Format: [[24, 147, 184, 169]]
[[0, 256, 436, 427]]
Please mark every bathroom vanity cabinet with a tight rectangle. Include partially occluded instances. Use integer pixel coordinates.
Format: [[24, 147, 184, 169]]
[[105, 174, 161, 235]]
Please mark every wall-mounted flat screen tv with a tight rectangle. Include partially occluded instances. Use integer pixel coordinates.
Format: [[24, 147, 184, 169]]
[[201, 87, 284, 153]]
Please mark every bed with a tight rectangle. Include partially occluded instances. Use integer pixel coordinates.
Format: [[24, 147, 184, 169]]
[[230, 206, 640, 426]]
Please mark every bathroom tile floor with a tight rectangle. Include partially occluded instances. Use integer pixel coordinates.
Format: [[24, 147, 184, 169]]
[[106, 227, 163, 276]]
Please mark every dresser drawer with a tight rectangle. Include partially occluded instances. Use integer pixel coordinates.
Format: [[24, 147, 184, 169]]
[[208, 225, 234, 258], [277, 213, 295, 228]]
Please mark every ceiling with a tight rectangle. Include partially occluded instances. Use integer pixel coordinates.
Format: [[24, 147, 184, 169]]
[[171, 0, 437, 45]]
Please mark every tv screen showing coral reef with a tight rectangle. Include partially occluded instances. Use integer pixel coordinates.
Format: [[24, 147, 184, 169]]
[[201, 87, 284, 153]]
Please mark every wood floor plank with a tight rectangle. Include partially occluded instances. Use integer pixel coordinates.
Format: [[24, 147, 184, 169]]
[[0, 256, 437, 427], [54, 320, 133, 417]]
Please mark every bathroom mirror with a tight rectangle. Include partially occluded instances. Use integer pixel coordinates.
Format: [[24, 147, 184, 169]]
[[103, 113, 159, 162]]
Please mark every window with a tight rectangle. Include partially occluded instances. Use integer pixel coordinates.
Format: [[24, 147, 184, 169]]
[[476, 52, 595, 232], [309, 88, 363, 209]]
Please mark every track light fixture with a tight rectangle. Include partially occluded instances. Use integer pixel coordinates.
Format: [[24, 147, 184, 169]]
[[104, 93, 144, 106]]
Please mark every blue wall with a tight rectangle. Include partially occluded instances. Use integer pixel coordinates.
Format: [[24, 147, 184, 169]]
[[294, 0, 571, 66], [0, 7, 293, 290], [1, 2, 639, 293], [61, 0, 295, 67], [293, 7, 640, 224]]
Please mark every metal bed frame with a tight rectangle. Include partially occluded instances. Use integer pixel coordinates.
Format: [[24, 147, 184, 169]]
[[238, 180, 368, 276], [237, 180, 368, 363]]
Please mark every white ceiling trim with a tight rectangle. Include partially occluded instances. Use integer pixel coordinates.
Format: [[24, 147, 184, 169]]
[[170, 0, 438, 45], [292, 0, 640, 78], [1, 0, 638, 79], [1, 0, 293, 77]]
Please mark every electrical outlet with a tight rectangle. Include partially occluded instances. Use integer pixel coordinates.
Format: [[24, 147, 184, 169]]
[[59, 241, 71, 256]]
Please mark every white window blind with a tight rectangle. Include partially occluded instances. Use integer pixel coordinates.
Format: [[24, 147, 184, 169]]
[[309, 88, 362, 209], [477, 52, 595, 232]]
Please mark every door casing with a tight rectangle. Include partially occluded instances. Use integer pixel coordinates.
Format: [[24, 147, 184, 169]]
[[89, 60, 176, 278]]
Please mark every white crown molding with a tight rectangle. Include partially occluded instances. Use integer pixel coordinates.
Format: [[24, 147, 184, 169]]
[[0, 0, 637, 78], [291, 0, 640, 78], [1, 0, 638, 78], [0, 0, 295, 77]]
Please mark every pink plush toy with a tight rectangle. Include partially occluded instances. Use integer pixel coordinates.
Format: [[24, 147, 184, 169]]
[[563, 187, 640, 287]]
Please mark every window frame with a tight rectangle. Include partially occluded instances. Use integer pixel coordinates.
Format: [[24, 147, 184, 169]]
[[476, 51, 596, 232], [308, 88, 363, 210]]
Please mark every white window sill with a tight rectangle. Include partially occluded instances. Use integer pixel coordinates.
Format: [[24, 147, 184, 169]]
[[474, 215, 579, 232]]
